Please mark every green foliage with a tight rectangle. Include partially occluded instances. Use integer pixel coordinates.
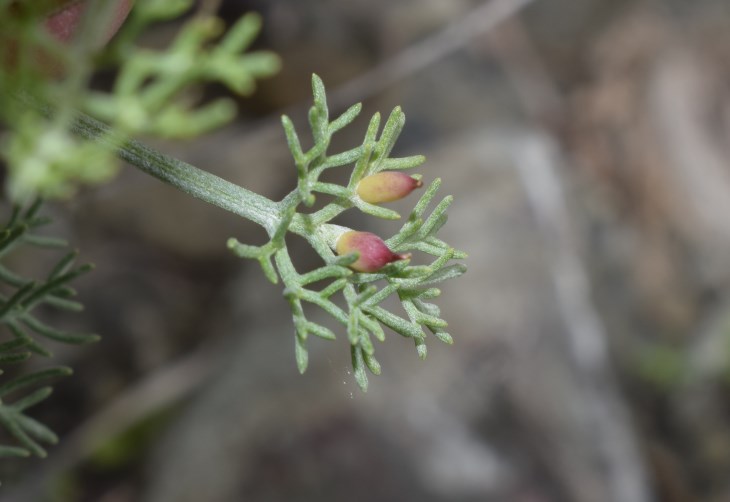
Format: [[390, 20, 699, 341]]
[[0, 200, 97, 457], [0, 3, 115, 200], [0, 2, 282, 462], [85, 11, 280, 138], [229, 75, 467, 391], [1, 7, 465, 473], [0, 2, 280, 201], [3, 114, 116, 199]]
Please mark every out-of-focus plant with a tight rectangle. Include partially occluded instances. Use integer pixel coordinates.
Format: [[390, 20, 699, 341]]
[[1, 0, 280, 200], [0, 0, 465, 460], [0, 0, 279, 459], [0, 199, 97, 457]]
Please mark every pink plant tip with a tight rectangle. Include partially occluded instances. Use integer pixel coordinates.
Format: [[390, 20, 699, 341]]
[[336, 231, 410, 273]]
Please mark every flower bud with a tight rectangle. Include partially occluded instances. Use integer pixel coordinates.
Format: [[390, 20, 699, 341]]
[[336, 231, 410, 273], [2, 0, 134, 76], [356, 172, 422, 204], [45, 0, 134, 46]]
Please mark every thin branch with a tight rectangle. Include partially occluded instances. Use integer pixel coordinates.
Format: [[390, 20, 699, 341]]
[[513, 132, 652, 502], [70, 110, 282, 235]]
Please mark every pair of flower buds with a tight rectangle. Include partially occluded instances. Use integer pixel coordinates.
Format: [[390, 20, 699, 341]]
[[336, 171, 422, 273]]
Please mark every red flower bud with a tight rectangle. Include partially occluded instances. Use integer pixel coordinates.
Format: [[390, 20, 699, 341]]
[[336, 231, 410, 273], [2, 0, 134, 75], [356, 172, 422, 204], [45, 0, 134, 46]]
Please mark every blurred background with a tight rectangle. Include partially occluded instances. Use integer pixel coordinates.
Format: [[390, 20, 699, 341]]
[[4, 0, 730, 500]]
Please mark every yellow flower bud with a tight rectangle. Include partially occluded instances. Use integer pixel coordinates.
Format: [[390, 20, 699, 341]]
[[356, 172, 422, 204]]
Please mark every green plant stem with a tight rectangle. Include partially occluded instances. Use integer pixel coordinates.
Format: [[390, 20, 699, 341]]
[[70, 111, 282, 235], [21, 89, 350, 245], [71, 110, 354, 249]]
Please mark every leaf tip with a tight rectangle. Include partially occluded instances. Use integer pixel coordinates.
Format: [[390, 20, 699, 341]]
[[355, 372, 369, 392], [435, 331, 454, 345], [311, 74, 326, 100]]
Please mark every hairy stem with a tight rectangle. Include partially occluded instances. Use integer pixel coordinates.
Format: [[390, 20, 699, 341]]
[[70, 111, 282, 234]]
